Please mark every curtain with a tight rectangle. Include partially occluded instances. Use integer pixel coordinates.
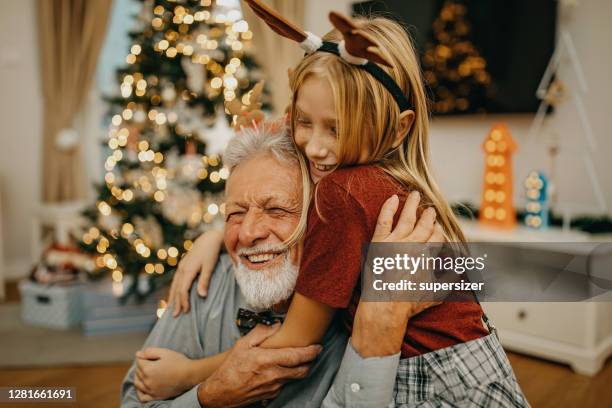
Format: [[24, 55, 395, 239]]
[[241, 0, 305, 116], [37, 0, 112, 202]]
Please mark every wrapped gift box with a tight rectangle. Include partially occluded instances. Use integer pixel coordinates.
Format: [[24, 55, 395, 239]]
[[19, 280, 84, 329], [81, 277, 163, 336]]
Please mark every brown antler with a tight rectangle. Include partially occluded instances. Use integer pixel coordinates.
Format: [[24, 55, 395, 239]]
[[328, 12, 393, 67], [244, 0, 308, 43], [243, 2, 392, 68]]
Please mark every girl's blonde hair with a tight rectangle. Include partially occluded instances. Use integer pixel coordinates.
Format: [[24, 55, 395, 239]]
[[288, 16, 466, 244]]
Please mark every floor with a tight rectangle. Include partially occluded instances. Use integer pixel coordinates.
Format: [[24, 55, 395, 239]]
[[0, 363, 130, 408], [2, 283, 611, 408]]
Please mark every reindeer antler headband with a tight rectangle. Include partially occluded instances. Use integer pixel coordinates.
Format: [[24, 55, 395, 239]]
[[244, 0, 413, 112]]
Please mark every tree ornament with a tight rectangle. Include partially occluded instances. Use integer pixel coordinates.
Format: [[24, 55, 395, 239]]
[[161, 187, 203, 227], [98, 212, 121, 234], [181, 56, 207, 94], [161, 84, 177, 103], [133, 216, 163, 249], [226, 80, 265, 130], [542, 78, 567, 107]]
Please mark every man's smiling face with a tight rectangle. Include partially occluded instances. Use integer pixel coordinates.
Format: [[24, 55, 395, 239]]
[[223, 152, 302, 309]]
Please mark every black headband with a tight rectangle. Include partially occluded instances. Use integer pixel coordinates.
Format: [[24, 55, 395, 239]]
[[317, 41, 413, 113]]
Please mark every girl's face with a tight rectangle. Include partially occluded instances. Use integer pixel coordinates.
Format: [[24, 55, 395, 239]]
[[293, 75, 339, 183]]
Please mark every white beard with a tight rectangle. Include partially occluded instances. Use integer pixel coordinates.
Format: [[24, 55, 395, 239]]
[[234, 248, 298, 311]]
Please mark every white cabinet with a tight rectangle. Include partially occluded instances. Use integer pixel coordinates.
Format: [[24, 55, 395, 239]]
[[483, 301, 612, 375], [462, 220, 612, 375]]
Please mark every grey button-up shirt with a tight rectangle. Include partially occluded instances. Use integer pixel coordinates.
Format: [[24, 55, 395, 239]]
[[120, 255, 399, 407]]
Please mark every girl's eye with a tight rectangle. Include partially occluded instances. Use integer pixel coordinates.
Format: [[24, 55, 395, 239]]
[[329, 126, 337, 136], [296, 117, 311, 127]]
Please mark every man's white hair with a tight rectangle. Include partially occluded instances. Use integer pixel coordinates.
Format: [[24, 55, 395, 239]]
[[223, 122, 299, 171]]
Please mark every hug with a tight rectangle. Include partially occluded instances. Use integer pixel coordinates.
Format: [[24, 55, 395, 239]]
[[121, 1, 529, 406]]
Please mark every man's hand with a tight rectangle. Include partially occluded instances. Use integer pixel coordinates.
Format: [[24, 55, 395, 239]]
[[352, 191, 445, 358], [198, 324, 322, 408]]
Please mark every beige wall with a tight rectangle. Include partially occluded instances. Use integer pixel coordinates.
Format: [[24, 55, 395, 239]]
[[0, 0, 41, 278], [304, 0, 354, 34]]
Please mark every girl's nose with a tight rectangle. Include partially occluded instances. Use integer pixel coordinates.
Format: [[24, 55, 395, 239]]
[[305, 134, 328, 160]]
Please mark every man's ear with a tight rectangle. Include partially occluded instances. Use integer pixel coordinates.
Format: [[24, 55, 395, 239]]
[[392, 109, 415, 148]]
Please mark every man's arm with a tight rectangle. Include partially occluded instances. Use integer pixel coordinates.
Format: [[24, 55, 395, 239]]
[[322, 298, 443, 407], [196, 324, 321, 407], [321, 339, 400, 408], [121, 257, 238, 408], [320, 300, 411, 408]]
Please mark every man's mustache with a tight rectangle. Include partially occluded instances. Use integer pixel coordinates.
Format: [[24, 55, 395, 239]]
[[237, 243, 290, 257]]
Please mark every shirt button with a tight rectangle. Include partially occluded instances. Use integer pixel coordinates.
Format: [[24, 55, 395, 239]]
[[350, 383, 361, 393]]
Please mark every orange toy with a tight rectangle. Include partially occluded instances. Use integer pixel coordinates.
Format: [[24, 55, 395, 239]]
[[479, 124, 517, 229]]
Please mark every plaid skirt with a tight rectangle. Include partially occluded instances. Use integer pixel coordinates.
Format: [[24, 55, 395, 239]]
[[393, 322, 529, 407]]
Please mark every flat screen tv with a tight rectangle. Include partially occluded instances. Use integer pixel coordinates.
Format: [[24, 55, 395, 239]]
[[352, 0, 557, 115]]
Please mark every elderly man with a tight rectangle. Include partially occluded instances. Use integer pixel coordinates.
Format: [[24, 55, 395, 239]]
[[120, 124, 405, 407]]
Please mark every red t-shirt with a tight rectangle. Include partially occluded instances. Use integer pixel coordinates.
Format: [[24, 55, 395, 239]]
[[295, 165, 488, 358]]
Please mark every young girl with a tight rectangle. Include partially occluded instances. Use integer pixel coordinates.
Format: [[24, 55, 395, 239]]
[[148, 6, 528, 407]]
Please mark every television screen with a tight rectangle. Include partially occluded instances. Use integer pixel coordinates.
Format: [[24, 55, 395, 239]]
[[352, 0, 557, 115]]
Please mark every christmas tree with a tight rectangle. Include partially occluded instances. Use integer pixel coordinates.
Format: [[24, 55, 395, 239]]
[[422, 1, 491, 114], [81, 0, 264, 300]]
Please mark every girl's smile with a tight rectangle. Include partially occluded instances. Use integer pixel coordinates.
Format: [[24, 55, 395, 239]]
[[309, 161, 336, 181]]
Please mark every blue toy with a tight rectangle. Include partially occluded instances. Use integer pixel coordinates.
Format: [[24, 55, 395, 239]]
[[524, 171, 549, 229]]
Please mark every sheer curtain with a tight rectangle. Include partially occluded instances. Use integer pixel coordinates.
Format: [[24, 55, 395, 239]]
[[37, 0, 111, 202]]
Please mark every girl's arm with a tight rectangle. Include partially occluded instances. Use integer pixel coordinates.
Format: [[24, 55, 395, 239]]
[[135, 348, 229, 401], [168, 228, 225, 316], [179, 351, 229, 386], [260, 293, 335, 349]]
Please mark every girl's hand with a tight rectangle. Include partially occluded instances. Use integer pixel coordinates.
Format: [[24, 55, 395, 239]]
[[352, 191, 445, 358], [168, 229, 224, 317], [134, 347, 195, 402]]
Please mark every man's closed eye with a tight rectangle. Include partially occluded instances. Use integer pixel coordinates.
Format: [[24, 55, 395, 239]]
[[226, 211, 246, 222], [266, 207, 291, 216]]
